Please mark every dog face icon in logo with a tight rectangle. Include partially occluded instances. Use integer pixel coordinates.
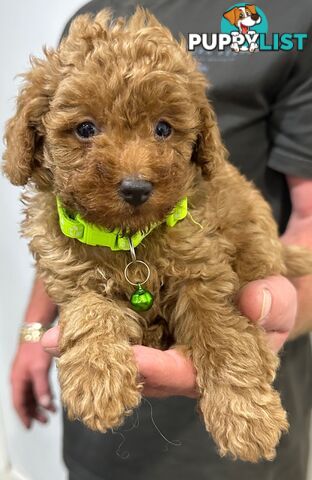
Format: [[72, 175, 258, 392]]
[[223, 4, 262, 52]]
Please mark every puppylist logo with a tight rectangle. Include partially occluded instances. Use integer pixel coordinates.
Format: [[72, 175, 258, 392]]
[[188, 3, 308, 53]]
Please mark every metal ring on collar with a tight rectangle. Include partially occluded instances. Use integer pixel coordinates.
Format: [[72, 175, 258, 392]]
[[124, 260, 150, 286]]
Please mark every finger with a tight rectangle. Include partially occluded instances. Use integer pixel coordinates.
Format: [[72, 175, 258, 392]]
[[32, 368, 56, 412], [132, 346, 197, 398], [238, 275, 297, 331], [30, 406, 48, 424], [238, 275, 297, 352], [25, 385, 50, 423], [14, 400, 32, 428], [11, 378, 33, 428], [27, 396, 48, 424], [41, 326, 60, 357]]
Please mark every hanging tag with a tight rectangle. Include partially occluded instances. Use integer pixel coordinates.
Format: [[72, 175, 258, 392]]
[[130, 283, 154, 311], [124, 259, 154, 312]]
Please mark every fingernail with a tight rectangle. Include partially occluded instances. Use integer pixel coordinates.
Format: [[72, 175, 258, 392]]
[[258, 288, 272, 323], [39, 394, 51, 408]]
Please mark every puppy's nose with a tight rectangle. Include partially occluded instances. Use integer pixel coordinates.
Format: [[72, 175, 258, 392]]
[[119, 178, 153, 206], [251, 13, 259, 21]]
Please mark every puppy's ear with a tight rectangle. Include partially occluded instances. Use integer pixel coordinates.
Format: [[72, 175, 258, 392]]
[[192, 103, 228, 179], [223, 8, 238, 25], [246, 4, 257, 15], [3, 52, 58, 187]]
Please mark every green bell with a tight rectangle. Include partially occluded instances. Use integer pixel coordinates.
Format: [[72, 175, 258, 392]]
[[130, 284, 154, 312]]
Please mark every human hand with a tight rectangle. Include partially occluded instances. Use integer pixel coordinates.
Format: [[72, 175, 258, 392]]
[[42, 274, 296, 398], [11, 342, 56, 428]]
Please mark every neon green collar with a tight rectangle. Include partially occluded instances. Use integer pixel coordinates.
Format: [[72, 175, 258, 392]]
[[56, 197, 187, 251]]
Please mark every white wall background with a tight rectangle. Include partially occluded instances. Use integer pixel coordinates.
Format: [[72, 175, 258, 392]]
[[0, 1, 312, 480], [0, 2, 86, 479]]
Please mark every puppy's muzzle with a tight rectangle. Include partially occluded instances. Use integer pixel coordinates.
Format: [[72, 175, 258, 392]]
[[119, 177, 153, 206], [251, 13, 260, 21]]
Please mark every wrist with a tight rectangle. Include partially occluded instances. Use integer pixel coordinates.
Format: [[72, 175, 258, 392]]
[[24, 316, 55, 327], [24, 302, 58, 327], [19, 322, 54, 343]]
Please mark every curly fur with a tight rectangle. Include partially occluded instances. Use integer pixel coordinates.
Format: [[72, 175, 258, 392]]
[[3, 8, 312, 462]]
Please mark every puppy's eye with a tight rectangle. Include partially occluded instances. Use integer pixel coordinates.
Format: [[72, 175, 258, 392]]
[[155, 121, 172, 139], [75, 122, 98, 139], [239, 13, 244, 18]]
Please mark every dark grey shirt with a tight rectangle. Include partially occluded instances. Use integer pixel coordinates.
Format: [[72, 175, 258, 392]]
[[61, 2, 312, 479]]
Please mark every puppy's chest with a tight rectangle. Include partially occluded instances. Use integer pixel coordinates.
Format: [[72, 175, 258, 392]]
[[95, 254, 177, 348], [96, 253, 168, 309], [90, 224, 211, 312], [90, 238, 180, 321]]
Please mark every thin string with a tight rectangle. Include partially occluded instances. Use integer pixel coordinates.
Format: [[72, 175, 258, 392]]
[[188, 211, 203, 230], [96, 267, 106, 282], [112, 399, 182, 459], [112, 409, 140, 459], [142, 397, 182, 447]]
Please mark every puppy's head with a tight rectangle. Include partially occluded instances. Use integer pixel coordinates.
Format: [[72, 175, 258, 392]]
[[3, 8, 227, 232], [223, 5, 261, 31]]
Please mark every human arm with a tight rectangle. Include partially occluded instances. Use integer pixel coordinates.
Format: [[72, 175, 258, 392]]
[[280, 175, 312, 339], [11, 276, 58, 428]]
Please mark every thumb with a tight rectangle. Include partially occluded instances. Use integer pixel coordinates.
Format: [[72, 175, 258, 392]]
[[32, 367, 55, 412], [41, 326, 60, 357], [237, 275, 297, 352]]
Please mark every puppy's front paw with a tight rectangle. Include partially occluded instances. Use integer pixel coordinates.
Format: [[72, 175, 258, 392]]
[[249, 42, 259, 52], [231, 43, 240, 53], [58, 342, 142, 431], [200, 385, 288, 462]]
